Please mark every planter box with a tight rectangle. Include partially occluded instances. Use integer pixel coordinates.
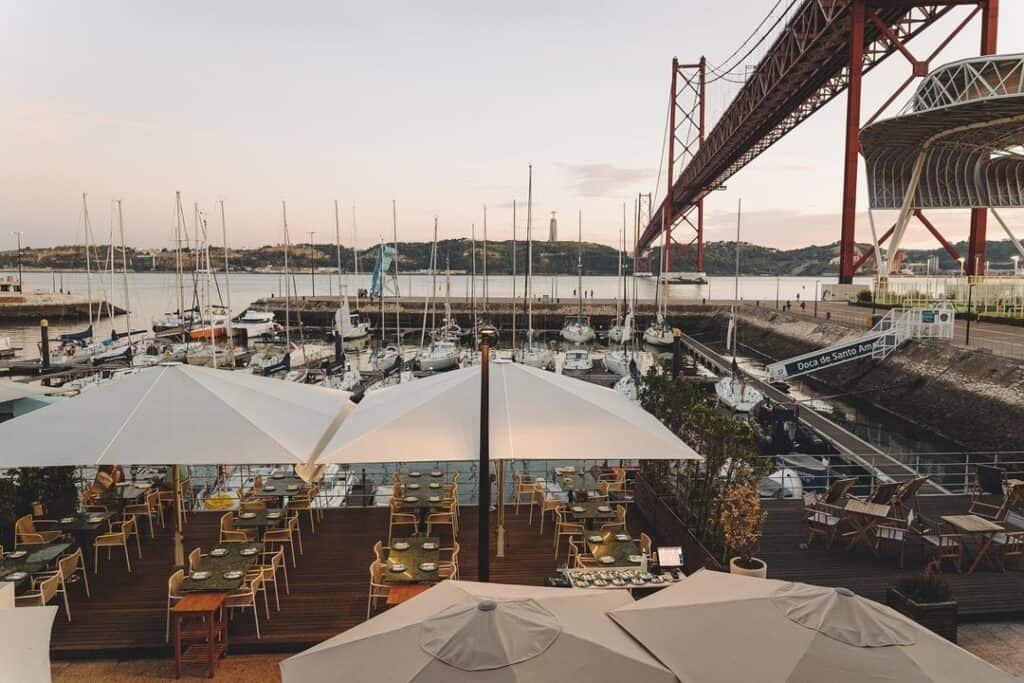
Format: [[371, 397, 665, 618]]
[[885, 587, 958, 643]]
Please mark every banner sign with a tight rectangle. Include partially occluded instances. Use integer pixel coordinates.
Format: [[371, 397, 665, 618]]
[[773, 334, 884, 380]]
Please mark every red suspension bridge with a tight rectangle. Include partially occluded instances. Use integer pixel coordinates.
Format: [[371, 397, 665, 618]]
[[637, 0, 1000, 283]]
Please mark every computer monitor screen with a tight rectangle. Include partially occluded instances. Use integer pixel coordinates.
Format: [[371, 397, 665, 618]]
[[657, 546, 683, 568]]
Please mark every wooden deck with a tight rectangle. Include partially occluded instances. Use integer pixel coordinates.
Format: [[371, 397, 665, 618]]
[[760, 496, 1024, 618], [49, 505, 564, 659]]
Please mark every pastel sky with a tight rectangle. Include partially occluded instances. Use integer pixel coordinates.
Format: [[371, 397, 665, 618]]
[[2, 1, 1022, 251]]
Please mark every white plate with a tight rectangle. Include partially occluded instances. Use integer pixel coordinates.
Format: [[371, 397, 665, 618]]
[[88, 515, 105, 523], [597, 505, 612, 513], [407, 483, 421, 490], [6, 551, 26, 560], [419, 562, 438, 572], [421, 542, 439, 550], [272, 473, 285, 479], [263, 486, 276, 492], [223, 570, 243, 580], [599, 556, 616, 565], [60, 517, 74, 524], [409, 472, 422, 478], [137, 483, 152, 489], [571, 506, 585, 513], [239, 512, 256, 519], [210, 548, 229, 557], [392, 542, 410, 551], [588, 535, 604, 543], [428, 496, 441, 503], [628, 555, 643, 563], [404, 496, 418, 503], [614, 533, 631, 542], [390, 563, 406, 572], [5, 572, 27, 581], [266, 512, 281, 519], [429, 482, 441, 489], [287, 484, 299, 491], [240, 548, 258, 556], [430, 471, 443, 477], [190, 571, 211, 580]]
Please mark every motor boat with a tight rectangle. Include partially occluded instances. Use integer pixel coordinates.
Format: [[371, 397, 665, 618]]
[[234, 310, 279, 339], [758, 468, 803, 500], [562, 347, 592, 372], [774, 454, 829, 490], [371, 345, 401, 372], [514, 343, 553, 370], [335, 298, 370, 340], [561, 317, 595, 344], [416, 340, 459, 372], [715, 376, 764, 413], [643, 314, 674, 347]]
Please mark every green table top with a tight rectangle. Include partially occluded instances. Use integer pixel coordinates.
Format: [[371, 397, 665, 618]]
[[234, 509, 285, 529], [586, 531, 642, 567], [568, 501, 617, 522], [252, 477, 308, 497], [384, 536, 441, 584], [3, 543, 72, 567], [397, 484, 448, 510], [401, 470, 446, 481], [182, 543, 262, 593], [57, 512, 112, 533]]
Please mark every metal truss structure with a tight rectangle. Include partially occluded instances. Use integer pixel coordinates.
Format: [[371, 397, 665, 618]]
[[638, 0, 1000, 282]]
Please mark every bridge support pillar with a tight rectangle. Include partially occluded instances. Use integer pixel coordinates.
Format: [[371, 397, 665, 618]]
[[839, 0, 866, 285], [968, 0, 999, 276]]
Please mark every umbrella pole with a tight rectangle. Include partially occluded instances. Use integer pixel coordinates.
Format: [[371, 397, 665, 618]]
[[173, 465, 185, 569], [478, 327, 496, 581], [497, 458, 505, 558]]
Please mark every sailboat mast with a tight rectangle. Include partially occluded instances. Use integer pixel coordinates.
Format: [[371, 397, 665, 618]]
[[470, 223, 477, 349], [577, 209, 583, 321], [352, 204, 360, 307], [482, 205, 488, 313], [174, 192, 185, 323], [421, 218, 438, 349], [733, 197, 742, 357], [82, 193, 93, 328], [378, 239, 385, 345], [526, 164, 534, 341], [511, 199, 517, 351], [199, 212, 218, 370], [431, 217, 438, 336], [282, 201, 291, 347], [392, 200, 400, 352], [334, 200, 344, 307], [116, 200, 133, 361], [220, 200, 235, 367]]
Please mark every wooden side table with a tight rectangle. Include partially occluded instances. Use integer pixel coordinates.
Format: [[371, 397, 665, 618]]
[[172, 592, 227, 679]]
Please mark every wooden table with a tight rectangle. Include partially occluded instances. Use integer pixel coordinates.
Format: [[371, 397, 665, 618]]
[[386, 583, 433, 606], [842, 500, 891, 555], [586, 530, 642, 568], [384, 536, 441, 584], [234, 509, 284, 539], [942, 514, 1005, 574], [182, 543, 262, 593], [568, 501, 617, 529], [398, 483, 448, 511], [172, 592, 227, 679]]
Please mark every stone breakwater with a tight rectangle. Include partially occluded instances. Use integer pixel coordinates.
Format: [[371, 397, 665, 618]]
[[676, 306, 1024, 453]]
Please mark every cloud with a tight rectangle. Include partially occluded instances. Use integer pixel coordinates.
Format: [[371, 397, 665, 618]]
[[559, 163, 655, 197]]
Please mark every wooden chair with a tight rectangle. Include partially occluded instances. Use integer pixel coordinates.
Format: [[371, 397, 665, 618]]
[[367, 561, 390, 618], [264, 515, 301, 568], [439, 541, 460, 580], [32, 548, 90, 622], [970, 472, 1023, 522], [854, 480, 901, 507], [220, 512, 255, 543], [891, 476, 930, 518], [188, 547, 204, 573], [802, 492, 843, 550], [873, 510, 914, 568], [388, 499, 419, 545], [553, 507, 585, 560], [125, 490, 163, 539], [639, 532, 654, 561], [536, 487, 562, 535], [372, 540, 387, 563], [15, 574, 60, 610], [913, 515, 963, 574], [226, 575, 264, 639], [287, 489, 318, 534], [513, 472, 537, 517], [600, 505, 628, 534], [165, 569, 185, 642], [990, 510, 1024, 572], [426, 500, 458, 540], [14, 514, 63, 548], [808, 477, 857, 509], [94, 517, 139, 574]]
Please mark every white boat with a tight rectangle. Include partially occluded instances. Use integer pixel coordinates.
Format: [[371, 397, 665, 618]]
[[660, 271, 707, 285], [416, 340, 459, 372], [561, 317, 595, 344], [185, 344, 243, 368], [643, 314, 674, 347], [234, 310, 279, 339], [562, 347, 592, 372], [614, 375, 638, 402], [603, 348, 631, 377], [715, 376, 764, 412], [758, 468, 803, 500], [371, 345, 401, 372], [607, 319, 625, 344], [0, 335, 16, 359], [514, 343, 553, 370], [322, 362, 362, 391], [336, 297, 370, 341]]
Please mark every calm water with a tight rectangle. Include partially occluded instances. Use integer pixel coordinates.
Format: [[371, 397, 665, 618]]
[[1, 270, 868, 353]]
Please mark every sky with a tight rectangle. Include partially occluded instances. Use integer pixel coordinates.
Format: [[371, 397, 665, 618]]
[[2, 0, 1022, 252]]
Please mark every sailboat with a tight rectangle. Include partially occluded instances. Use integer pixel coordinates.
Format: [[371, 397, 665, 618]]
[[513, 165, 553, 370], [643, 229, 674, 347], [561, 210, 595, 344], [333, 200, 370, 342], [715, 198, 764, 413], [607, 213, 628, 344], [416, 219, 458, 372]]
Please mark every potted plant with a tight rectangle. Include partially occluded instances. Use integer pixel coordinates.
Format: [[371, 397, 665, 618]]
[[720, 481, 767, 578], [886, 572, 958, 642]]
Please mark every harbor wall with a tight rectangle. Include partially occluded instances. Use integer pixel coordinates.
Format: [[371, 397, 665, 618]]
[[675, 306, 1024, 453]]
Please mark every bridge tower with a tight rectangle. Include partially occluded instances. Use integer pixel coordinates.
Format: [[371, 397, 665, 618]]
[[840, 0, 1000, 282], [664, 57, 707, 274]]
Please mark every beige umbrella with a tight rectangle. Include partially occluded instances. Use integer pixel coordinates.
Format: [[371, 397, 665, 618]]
[[280, 580, 676, 683], [609, 569, 1016, 682]]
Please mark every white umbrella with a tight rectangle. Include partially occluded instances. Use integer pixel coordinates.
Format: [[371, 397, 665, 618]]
[[0, 605, 58, 683], [280, 580, 676, 683], [0, 379, 53, 403], [0, 363, 354, 467], [609, 569, 1016, 682], [318, 360, 701, 463]]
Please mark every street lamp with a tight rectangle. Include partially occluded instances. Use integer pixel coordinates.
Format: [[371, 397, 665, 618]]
[[814, 280, 820, 318], [477, 323, 498, 582], [11, 231, 23, 291]]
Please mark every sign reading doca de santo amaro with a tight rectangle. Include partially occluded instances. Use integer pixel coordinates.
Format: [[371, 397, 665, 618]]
[[778, 334, 884, 378]]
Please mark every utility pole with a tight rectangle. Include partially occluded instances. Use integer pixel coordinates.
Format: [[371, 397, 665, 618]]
[[12, 232, 23, 291]]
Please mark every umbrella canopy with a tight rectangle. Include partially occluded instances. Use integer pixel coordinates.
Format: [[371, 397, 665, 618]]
[[609, 569, 1016, 682], [280, 580, 676, 683], [318, 360, 701, 463], [0, 379, 53, 403], [0, 363, 353, 466]]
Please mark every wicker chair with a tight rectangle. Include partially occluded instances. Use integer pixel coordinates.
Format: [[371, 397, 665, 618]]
[[14, 514, 63, 548], [367, 561, 390, 618], [388, 499, 419, 545], [32, 548, 90, 622], [188, 547, 204, 573], [553, 508, 585, 560], [264, 515, 301, 568], [94, 517, 139, 574], [15, 574, 60, 610], [226, 575, 265, 639], [165, 569, 185, 642]]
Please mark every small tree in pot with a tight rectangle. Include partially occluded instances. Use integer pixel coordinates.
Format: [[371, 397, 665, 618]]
[[720, 481, 767, 578], [886, 571, 958, 642]]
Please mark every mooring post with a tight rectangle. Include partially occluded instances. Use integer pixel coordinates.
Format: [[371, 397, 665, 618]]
[[40, 319, 51, 370], [671, 327, 682, 378]]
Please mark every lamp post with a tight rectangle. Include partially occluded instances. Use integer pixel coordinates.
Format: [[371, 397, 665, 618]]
[[477, 323, 497, 582], [965, 281, 975, 347], [814, 280, 820, 318], [11, 231, 23, 292]]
